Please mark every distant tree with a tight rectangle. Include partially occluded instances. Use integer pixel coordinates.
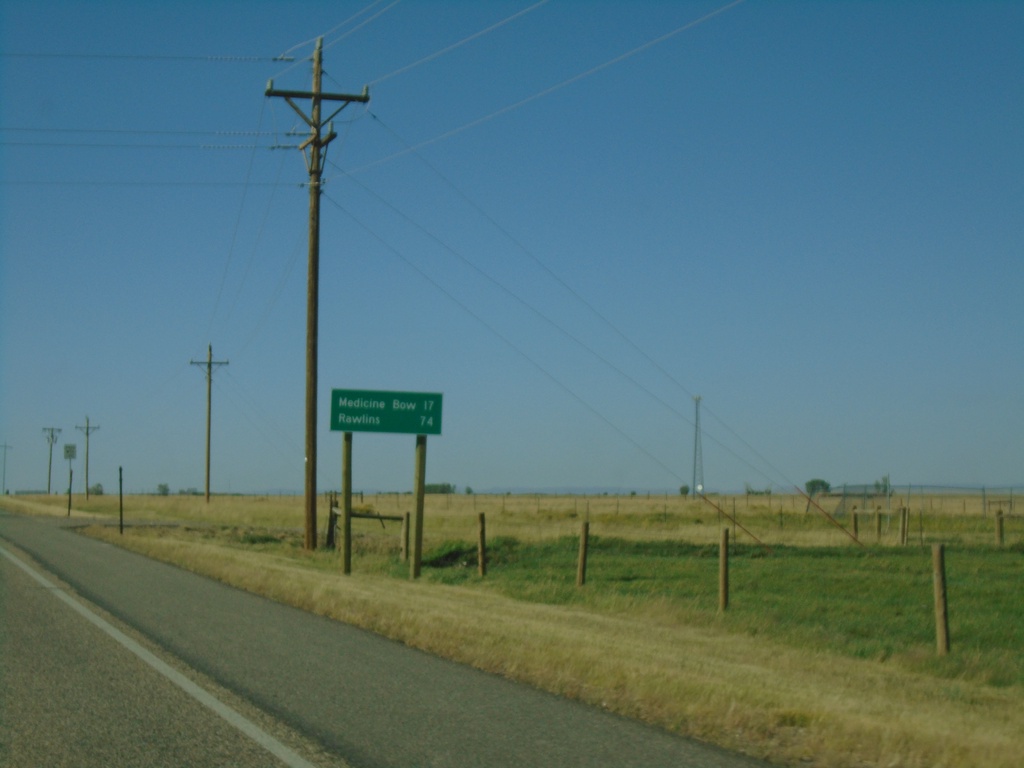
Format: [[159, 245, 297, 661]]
[[89, 483, 104, 496], [465, 486, 473, 495], [874, 475, 891, 496], [679, 485, 690, 496], [425, 483, 456, 494], [805, 478, 831, 496], [156, 483, 170, 496]]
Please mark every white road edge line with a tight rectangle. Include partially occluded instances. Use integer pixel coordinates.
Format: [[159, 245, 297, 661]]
[[0, 543, 320, 768]]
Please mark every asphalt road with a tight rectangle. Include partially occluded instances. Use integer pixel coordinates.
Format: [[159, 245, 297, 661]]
[[0, 544, 328, 768], [0, 511, 774, 768]]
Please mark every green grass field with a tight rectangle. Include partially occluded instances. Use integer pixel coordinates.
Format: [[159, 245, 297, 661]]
[[414, 537, 1023, 687]]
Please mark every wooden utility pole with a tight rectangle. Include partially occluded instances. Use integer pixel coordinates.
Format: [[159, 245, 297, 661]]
[[190, 344, 228, 503], [75, 416, 99, 499], [1, 443, 11, 496], [42, 427, 61, 494], [265, 38, 369, 550]]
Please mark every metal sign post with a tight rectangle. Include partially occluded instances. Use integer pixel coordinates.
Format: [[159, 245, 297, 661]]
[[64, 444, 76, 516]]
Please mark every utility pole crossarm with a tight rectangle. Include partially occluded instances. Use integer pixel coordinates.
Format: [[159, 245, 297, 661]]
[[265, 82, 370, 103]]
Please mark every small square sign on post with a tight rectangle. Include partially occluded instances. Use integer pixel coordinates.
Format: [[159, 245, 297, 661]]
[[64, 444, 77, 460]]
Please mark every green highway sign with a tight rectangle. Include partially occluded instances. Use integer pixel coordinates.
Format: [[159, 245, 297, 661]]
[[330, 389, 443, 435]]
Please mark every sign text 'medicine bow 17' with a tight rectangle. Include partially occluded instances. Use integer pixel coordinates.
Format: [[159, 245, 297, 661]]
[[330, 389, 443, 435]]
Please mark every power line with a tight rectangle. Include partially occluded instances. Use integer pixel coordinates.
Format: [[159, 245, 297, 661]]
[[207, 99, 270, 338], [0, 180, 296, 188], [237, 233, 305, 358], [354, 0, 747, 171], [331, 159, 695, 424], [271, 0, 400, 83], [321, 189, 686, 484], [0, 127, 299, 136], [219, 368, 303, 459], [368, 0, 550, 86], [322, 0, 402, 54], [356, 113, 785, 490], [277, 0, 394, 60], [223, 141, 293, 329], [0, 140, 294, 150], [0, 52, 291, 62]]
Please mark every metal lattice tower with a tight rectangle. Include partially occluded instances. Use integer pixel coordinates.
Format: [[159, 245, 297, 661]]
[[692, 395, 703, 496]]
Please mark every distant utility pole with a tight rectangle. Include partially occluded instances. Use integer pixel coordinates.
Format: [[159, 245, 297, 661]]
[[42, 427, 61, 494], [190, 344, 228, 503], [692, 395, 704, 496], [1, 443, 11, 495], [75, 416, 100, 499], [265, 38, 369, 550]]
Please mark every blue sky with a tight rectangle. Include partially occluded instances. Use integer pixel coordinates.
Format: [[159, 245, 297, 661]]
[[2, 0, 1021, 496]]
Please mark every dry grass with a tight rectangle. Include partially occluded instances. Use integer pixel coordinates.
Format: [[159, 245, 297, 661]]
[[8, 493, 1023, 768]]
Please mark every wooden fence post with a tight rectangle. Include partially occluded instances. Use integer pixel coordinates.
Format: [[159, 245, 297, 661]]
[[933, 544, 950, 656], [478, 512, 487, 577], [874, 510, 881, 543], [852, 511, 859, 541], [577, 521, 590, 587], [995, 510, 1004, 547], [326, 498, 337, 550], [342, 503, 352, 575], [402, 512, 410, 562], [719, 528, 729, 612]]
